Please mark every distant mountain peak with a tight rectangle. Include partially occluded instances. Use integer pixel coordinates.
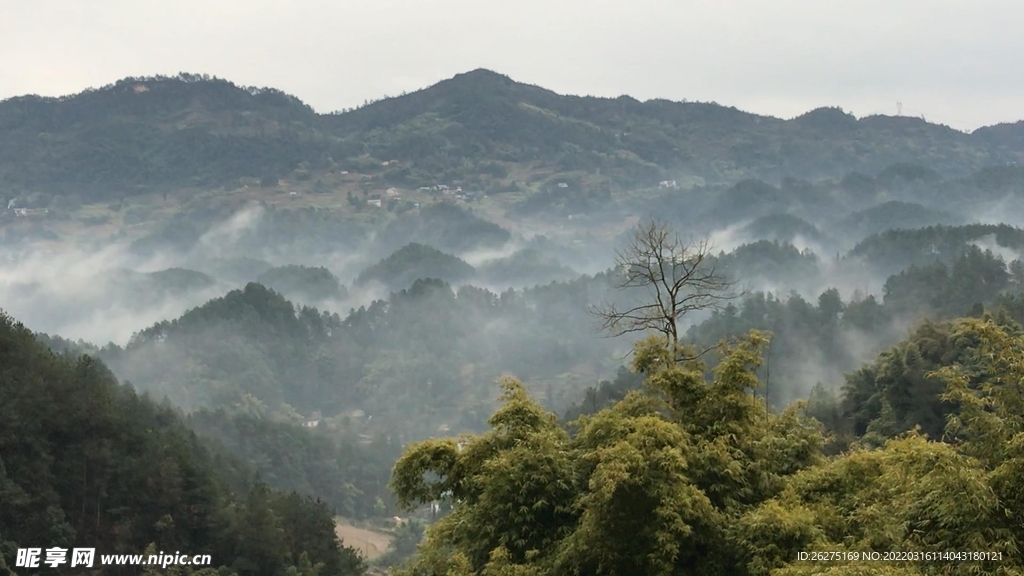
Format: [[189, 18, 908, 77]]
[[451, 68, 511, 81], [792, 106, 858, 130], [430, 68, 545, 98]]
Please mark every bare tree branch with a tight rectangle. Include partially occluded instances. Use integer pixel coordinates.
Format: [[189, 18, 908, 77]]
[[592, 219, 742, 364]]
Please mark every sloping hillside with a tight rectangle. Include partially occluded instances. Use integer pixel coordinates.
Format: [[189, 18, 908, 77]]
[[321, 69, 1023, 183], [2, 69, 1023, 200]]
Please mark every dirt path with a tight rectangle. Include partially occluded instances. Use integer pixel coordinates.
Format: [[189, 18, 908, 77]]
[[334, 520, 394, 560]]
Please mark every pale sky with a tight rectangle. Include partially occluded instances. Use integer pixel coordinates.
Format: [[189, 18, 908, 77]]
[[1, 0, 1021, 132]]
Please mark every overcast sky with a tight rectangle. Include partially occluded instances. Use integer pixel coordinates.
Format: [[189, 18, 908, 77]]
[[2, 0, 1021, 131]]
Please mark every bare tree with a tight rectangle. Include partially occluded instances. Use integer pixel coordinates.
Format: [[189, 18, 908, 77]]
[[594, 219, 739, 362]]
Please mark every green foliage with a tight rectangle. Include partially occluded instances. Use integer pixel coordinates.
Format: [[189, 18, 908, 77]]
[[561, 366, 644, 422], [108, 283, 348, 411], [746, 432, 1016, 576], [717, 241, 821, 288], [0, 74, 334, 198], [91, 268, 627, 445], [386, 317, 1024, 575], [849, 224, 1024, 278], [834, 201, 962, 240], [391, 378, 578, 571], [389, 335, 825, 575], [882, 245, 1010, 319], [5, 70, 1023, 202], [355, 243, 476, 292], [841, 317, 1018, 442], [256, 265, 348, 304], [0, 310, 363, 576], [324, 70, 1023, 186], [380, 309, 1024, 573], [681, 290, 887, 411], [187, 409, 399, 519], [11, 72, 1024, 576]]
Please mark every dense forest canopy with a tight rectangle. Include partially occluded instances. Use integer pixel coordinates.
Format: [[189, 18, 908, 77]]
[[2, 70, 1024, 201], [0, 312, 365, 576]]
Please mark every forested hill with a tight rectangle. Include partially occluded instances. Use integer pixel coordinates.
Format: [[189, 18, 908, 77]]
[[0, 311, 365, 576], [321, 69, 1023, 183], [2, 70, 1023, 199]]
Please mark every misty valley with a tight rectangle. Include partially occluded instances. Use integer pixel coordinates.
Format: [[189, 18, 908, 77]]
[[4, 71, 1024, 576]]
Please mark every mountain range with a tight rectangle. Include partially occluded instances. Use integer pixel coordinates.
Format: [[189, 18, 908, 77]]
[[2, 69, 1022, 200]]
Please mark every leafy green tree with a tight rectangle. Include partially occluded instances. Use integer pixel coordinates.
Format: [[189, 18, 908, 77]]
[[840, 317, 1015, 442], [391, 378, 578, 572], [389, 331, 825, 575]]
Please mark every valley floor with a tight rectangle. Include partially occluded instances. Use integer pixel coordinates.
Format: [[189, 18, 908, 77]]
[[334, 519, 394, 560]]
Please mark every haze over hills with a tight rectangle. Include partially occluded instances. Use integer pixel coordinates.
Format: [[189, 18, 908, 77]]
[[2, 69, 1023, 200], [9, 66, 1024, 575]]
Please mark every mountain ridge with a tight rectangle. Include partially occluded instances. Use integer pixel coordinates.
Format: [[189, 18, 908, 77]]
[[8, 68, 1014, 134], [1, 69, 1022, 199]]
